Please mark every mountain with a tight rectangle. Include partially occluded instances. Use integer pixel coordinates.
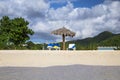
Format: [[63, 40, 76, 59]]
[[99, 35, 120, 47], [93, 31, 115, 43], [67, 31, 120, 50]]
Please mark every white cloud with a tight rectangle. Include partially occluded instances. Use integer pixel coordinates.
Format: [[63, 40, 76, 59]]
[[47, 2, 73, 20], [0, 0, 120, 42], [0, 0, 49, 18]]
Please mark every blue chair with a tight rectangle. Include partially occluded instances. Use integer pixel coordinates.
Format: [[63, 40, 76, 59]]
[[47, 43, 54, 50], [47, 43, 60, 50]]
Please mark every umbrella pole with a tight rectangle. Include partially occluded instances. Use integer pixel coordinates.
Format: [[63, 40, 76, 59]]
[[62, 34, 65, 50]]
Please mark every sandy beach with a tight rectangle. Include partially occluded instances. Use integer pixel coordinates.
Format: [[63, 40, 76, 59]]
[[0, 50, 120, 67]]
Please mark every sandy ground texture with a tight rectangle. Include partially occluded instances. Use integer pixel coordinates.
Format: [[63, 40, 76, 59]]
[[0, 50, 120, 67]]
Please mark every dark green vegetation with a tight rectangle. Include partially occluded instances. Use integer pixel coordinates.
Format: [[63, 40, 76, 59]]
[[0, 16, 34, 49], [66, 31, 120, 50]]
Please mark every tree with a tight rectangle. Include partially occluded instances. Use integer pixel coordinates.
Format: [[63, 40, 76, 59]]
[[26, 41, 35, 49], [0, 16, 12, 48], [0, 16, 34, 49], [99, 35, 120, 47], [10, 17, 34, 47]]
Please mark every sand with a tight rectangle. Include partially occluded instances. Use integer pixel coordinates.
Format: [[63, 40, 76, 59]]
[[0, 50, 120, 67]]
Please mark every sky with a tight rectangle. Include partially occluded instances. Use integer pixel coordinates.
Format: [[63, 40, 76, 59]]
[[0, 0, 120, 43]]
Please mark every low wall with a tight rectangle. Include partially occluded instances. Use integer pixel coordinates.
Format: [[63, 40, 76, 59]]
[[0, 50, 120, 67]]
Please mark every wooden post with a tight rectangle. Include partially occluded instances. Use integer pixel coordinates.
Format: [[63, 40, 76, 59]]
[[62, 34, 65, 50]]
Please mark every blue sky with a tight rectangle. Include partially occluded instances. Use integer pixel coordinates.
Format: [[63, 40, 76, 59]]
[[0, 0, 120, 43], [50, 0, 104, 9]]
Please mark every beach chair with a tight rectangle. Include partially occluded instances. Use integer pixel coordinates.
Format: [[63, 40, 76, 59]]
[[47, 43, 54, 50], [53, 43, 60, 50], [67, 44, 76, 50], [47, 43, 60, 50]]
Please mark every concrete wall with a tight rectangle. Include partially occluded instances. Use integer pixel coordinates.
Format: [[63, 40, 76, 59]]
[[0, 50, 120, 67]]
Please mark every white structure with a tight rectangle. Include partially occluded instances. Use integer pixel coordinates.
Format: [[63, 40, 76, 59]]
[[97, 46, 117, 50], [67, 44, 76, 50]]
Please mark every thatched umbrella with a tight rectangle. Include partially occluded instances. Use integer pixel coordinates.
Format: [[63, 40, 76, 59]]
[[51, 27, 75, 50]]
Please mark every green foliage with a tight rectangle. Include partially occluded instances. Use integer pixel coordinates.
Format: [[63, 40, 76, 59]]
[[93, 31, 114, 43], [0, 16, 12, 47], [26, 41, 36, 49], [99, 35, 120, 47], [0, 16, 34, 49], [10, 17, 34, 46], [26, 41, 43, 50]]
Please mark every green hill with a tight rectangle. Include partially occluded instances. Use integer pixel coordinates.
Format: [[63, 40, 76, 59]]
[[93, 31, 115, 43], [99, 35, 120, 47], [66, 31, 120, 50]]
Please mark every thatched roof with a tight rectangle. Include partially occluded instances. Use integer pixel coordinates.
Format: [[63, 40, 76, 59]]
[[51, 27, 75, 37]]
